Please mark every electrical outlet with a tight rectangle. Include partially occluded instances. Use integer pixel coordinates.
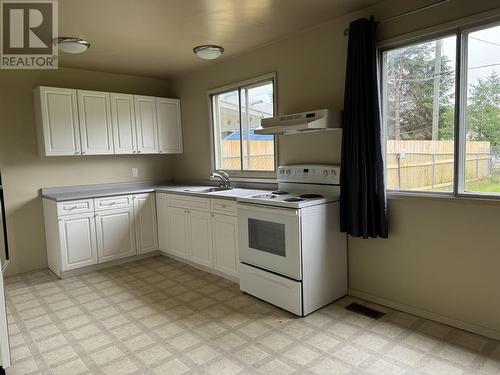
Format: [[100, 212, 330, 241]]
[[132, 168, 139, 178]]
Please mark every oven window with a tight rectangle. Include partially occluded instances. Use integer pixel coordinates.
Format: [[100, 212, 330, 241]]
[[248, 219, 286, 257]]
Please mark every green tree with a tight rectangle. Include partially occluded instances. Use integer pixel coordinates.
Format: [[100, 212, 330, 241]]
[[384, 40, 455, 140], [466, 72, 500, 146]]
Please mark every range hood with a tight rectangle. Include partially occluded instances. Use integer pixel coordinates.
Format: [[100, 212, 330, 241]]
[[255, 109, 342, 135]]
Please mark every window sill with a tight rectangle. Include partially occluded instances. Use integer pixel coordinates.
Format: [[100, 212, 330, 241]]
[[230, 177, 277, 184], [387, 190, 500, 205]]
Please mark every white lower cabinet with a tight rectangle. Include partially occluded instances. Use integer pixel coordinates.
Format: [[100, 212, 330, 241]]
[[166, 206, 189, 260], [95, 207, 136, 262], [188, 210, 213, 268], [212, 214, 239, 278], [134, 193, 158, 254], [157, 193, 238, 280], [59, 212, 98, 271], [43, 193, 159, 278]]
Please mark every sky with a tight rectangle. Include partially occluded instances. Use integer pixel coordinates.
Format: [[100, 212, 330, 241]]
[[440, 24, 500, 85]]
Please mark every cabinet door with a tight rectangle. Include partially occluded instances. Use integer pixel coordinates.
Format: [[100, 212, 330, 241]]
[[59, 213, 97, 271], [156, 193, 168, 252], [166, 206, 189, 259], [95, 207, 136, 262], [34, 86, 81, 156], [188, 210, 213, 268], [212, 214, 239, 278], [133, 193, 158, 254], [156, 98, 183, 154], [110, 93, 137, 154], [134, 96, 159, 154], [77, 90, 114, 155]]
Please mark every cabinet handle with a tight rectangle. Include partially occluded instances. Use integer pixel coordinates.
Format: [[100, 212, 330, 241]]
[[137, 150, 141, 154], [74, 151, 79, 155]]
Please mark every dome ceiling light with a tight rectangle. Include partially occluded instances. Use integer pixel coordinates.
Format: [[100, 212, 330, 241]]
[[54, 37, 91, 54], [193, 45, 224, 60]]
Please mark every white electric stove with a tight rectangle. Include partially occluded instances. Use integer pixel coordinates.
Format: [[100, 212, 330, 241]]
[[237, 165, 347, 316], [238, 165, 340, 209]]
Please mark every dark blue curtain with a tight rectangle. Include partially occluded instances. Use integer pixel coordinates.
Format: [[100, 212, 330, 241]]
[[340, 17, 388, 239]]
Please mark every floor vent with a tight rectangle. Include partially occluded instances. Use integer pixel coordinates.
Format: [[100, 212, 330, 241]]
[[346, 302, 385, 319]]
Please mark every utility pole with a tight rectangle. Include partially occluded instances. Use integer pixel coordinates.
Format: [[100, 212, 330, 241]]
[[432, 39, 442, 140]]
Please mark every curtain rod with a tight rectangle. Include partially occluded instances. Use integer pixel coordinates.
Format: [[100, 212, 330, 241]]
[[343, 0, 451, 36]]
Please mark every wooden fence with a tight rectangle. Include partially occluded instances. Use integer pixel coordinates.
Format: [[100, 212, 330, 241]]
[[220, 140, 275, 170], [219, 139, 492, 186], [386, 140, 491, 190]]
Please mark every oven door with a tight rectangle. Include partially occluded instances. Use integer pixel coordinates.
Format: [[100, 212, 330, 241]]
[[238, 203, 302, 280]]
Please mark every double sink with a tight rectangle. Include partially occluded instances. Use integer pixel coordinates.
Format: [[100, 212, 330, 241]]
[[182, 186, 232, 193]]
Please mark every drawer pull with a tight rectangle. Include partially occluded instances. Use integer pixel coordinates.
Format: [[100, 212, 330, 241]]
[[66, 206, 79, 210]]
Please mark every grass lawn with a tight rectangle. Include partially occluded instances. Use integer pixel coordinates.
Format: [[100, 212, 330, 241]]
[[465, 176, 500, 193]]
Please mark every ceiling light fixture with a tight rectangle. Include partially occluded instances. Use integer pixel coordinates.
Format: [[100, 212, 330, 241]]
[[193, 45, 224, 60], [54, 37, 91, 54]]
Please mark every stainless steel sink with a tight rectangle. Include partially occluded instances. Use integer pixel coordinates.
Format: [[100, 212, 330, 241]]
[[182, 187, 232, 193]]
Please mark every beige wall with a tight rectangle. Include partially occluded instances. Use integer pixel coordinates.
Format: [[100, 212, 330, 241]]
[[0, 68, 172, 276], [170, 0, 500, 337]]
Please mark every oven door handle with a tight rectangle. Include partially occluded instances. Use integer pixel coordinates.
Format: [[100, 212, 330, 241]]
[[237, 203, 299, 217]]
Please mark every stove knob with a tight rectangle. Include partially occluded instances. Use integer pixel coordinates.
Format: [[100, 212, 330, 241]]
[[331, 169, 337, 176], [323, 169, 329, 177], [279, 169, 284, 175], [286, 169, 291, 175]]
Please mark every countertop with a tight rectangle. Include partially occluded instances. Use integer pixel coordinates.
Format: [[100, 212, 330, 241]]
[[41, 181, 271, 202]]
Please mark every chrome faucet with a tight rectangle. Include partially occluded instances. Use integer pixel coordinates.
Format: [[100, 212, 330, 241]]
[[209, 170, 231, 189]]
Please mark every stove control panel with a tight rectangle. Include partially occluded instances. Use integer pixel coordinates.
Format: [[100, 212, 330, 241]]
[[278, 165, 341, 184]]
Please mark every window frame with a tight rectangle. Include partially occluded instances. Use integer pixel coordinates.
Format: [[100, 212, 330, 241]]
[[208, 72, 278, 179], [378, 18, 500, 200]]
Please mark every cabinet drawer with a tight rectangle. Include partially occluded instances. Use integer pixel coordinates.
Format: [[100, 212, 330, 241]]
[[167, 194, 210, 212], [239, 263, 302, 316], [57, 199, 94, 216], [95, 195, 133, 211], [211, 199, 237, 216]]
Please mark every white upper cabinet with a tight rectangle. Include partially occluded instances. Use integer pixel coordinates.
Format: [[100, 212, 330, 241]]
[[156, 98, 183, 154], [134, 96, 159, 154], [77, 90, 114, 155], [110, 93, 137, 154], [34, 86, 81, 156], [34, 86, 182, 156]]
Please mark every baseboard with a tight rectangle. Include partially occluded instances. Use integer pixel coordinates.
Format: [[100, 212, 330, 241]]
[[348, 289, 500, 341], [158, 251, 239, 284]]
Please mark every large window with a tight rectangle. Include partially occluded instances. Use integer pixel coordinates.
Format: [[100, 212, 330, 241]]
[[463, 24, 500, 194], [211, 74, 276, 174], [381, 21, 500, 197]]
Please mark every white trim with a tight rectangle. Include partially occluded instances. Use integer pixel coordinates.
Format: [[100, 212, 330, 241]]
[[207, 72, 277, 95], [349, 289, 500, 341], [207, 72, 278, 178], [377, 8, 500, 49], [380, 16, 500, 201]]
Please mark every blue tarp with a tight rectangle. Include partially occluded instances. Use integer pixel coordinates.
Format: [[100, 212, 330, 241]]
[[224, 129, 273, 141]]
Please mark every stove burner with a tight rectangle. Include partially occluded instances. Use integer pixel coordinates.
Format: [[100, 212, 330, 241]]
[[272, 190, 289, 195], [252, 194, 276, 199], [298, 194, 324, 199], [283, 197, 304, 202]]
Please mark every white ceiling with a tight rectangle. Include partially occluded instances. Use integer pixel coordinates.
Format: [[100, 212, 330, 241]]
[[57, 0, 381, 79]]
